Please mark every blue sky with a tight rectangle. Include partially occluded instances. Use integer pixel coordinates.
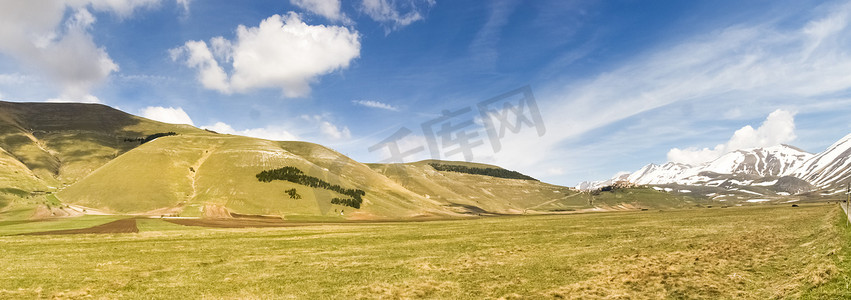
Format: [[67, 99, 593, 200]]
[[2, 0, 851, 186]]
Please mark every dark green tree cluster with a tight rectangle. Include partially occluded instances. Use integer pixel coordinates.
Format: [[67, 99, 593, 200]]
[[285, 188, 301, 199], [331, 197, 361, 209], [142, 132, 177, 144], [256, 166, 365, 209], [428, 163, 538, 181], [123, 132, 178, 144]]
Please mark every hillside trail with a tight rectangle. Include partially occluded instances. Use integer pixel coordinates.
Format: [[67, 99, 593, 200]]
[[187, 146, 218, 202], [19, 131, 62, 172], [527, 192, 582, 210]]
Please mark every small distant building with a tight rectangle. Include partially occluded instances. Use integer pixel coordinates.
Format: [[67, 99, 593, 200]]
[[598, 180, 636, 192], [612, 180, 636, 189]]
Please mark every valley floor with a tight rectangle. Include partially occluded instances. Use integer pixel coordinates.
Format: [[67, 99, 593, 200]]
[[0, 204, 849, 299]]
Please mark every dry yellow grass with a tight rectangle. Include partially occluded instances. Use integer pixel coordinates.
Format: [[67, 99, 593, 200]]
[[0, 203, 848, 299]]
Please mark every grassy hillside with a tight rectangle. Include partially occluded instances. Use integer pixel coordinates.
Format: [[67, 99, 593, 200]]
[[2, 101, 697, 220], [58, 135, 455, 219], [369, 161, 693, 214], [0, 147, 46, 192], [63, 133, 645, 220], [581, 186, 703, 209], [368, 160, 574, 214], [0, 100, 204, 186], [0, 148, 47, 211]]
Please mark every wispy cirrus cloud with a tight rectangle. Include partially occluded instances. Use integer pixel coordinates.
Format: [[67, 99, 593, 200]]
[[473, 1, 851, 184], [352, 100, 399, 111], [359, 0, 435, 32]]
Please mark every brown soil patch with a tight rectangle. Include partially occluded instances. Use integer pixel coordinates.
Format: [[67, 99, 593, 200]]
[[30, 205, 84, 219], [143, 204, 184, 217], [30, 205, 53, 219], [202, 204, 232, 218], [164, 218, 306, 228], [23, 218, 138, 235], [230, 213, 282, 220], [163, 216, 448, 228]]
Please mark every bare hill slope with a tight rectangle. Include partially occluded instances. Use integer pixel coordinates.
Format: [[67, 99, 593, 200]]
[[1, 101, 687, 220]]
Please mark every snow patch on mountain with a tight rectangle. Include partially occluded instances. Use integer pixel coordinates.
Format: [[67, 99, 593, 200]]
[[624, 144, 812, 186], [578, 144, 816, 191], [578, 134, 851, 194], [575, 172, 630, 190], [791, 133, 851, 188]]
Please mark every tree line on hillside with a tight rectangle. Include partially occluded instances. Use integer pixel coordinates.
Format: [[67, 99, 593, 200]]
[[123, 132, 177, 144], [331, 198, 360, 208], [428, 163, 538, 181], [256, 166, 365, 209]]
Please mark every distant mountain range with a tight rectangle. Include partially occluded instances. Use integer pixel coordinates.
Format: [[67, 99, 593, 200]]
[[580, 134, 851, 198], [3, 100, 840, 221], [0, 100, 698, 221]]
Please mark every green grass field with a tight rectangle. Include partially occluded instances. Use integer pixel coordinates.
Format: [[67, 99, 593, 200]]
[[0, 204, 849, 299]]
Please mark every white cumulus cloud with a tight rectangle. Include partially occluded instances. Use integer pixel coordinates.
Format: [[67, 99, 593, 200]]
[[172, 12, 361, 98], [141, 106, 195, 125], [320, 121, 351, 140], [176, 0, 191, 14], [0, 0, 182, 102], [352, 99, 399, 111], [300, 114, 352, 141], [170, 40, 231, 93], [199, 113, 350, 144], [290, 0, 350, 23], [47, 94, 101, 103], [667, 109, 797, 165], [202, 122, 299, 141]]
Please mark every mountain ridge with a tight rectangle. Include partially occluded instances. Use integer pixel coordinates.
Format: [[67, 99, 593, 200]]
[[1, 100, 692, 221], [581, 137, 851, 196]]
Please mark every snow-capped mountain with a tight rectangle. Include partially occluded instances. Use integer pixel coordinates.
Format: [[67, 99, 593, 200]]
[[576, 173, 630, 190], [626, 162, 695, 185], [623, 144, 813, 186], [701, 145, 812, 177], [578, 134, 851, 194], [792, 133, 851, 188]]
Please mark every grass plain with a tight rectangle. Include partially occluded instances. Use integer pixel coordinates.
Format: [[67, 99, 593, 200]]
[[0, 203, 849, 299]]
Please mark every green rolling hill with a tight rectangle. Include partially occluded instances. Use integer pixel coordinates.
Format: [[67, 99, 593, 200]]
[[58, 134, 454, 219], [368, 160, 576, 214], [368, 160, 696, 214], [0, 100, 690, 220], [0, 101, 203, 186]]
